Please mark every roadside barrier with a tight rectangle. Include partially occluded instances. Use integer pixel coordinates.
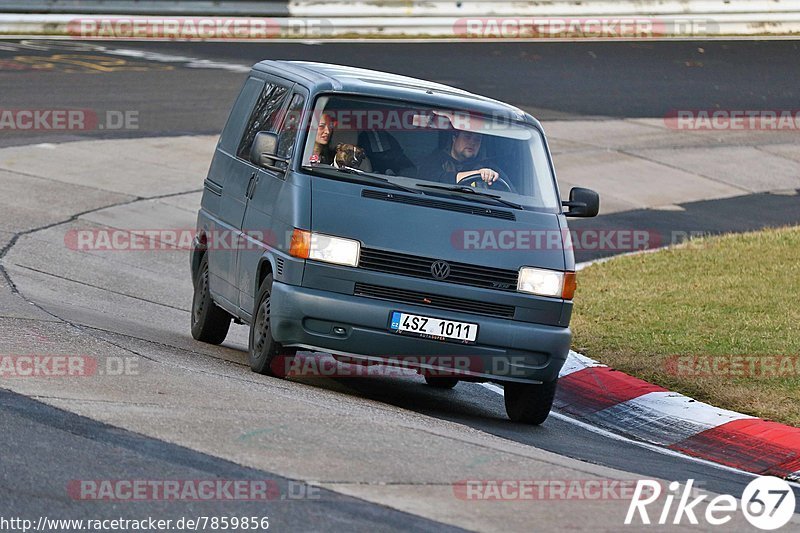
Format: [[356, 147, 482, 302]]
[[2, 0, 800, 37]]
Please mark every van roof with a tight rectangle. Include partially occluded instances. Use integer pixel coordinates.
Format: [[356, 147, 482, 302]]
[[253, 60, 538, 126]]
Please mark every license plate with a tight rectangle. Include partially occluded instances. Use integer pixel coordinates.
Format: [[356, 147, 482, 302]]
[[389, 311, 478, 343]]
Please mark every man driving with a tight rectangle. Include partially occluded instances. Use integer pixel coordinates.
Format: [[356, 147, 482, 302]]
[[416, 130, 499, 185]]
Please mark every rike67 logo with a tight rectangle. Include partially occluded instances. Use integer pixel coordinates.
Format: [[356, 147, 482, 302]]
[[626, 477, 796, 530]]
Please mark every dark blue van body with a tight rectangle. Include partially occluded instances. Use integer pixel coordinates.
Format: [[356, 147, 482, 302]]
[[191, 61, 598, 424]]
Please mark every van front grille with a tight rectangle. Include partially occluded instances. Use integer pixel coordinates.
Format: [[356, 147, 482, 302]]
[[359, 247, 518, 292], [353, 283, 515, 319]]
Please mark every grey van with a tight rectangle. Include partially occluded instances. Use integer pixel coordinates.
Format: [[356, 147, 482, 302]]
[[190, 61, 599, 424]]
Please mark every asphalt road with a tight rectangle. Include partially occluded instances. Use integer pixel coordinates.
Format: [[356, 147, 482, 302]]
[[123, 39, 799, 118], [0, 389, 462, 533], [1, 38, 799, 529], [3, 38, 799, 263], [2, 38, 800, 144]]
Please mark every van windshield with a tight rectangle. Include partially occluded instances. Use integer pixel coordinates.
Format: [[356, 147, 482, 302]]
[[300, 95, 561, 212]]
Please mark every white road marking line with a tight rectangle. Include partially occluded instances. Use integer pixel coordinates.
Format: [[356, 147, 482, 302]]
[[3, 39, 254, 73], [619, 390, 756, 425], [580, 392, 755, 447], [559, 349, 605, 377]]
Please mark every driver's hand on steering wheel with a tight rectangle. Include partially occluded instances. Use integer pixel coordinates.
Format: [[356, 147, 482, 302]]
[[457, 168, 498, 185]]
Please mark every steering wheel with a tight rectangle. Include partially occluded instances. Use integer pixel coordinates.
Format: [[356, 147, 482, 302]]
[[458, 170, 516, 193]]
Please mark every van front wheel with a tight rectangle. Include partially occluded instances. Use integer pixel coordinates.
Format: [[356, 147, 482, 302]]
[[504, 379, 558, 425], [191, 255, 231, 345], [249, 274, 295, 376]]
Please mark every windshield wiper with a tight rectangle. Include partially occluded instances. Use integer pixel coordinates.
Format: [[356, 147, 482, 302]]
[[302, 165, 420, 194], [414, 183, 523, 210]]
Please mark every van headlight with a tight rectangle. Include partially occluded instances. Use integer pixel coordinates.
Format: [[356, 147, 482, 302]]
[[289, 229, 360, 267], [517, 267, 576, 299]]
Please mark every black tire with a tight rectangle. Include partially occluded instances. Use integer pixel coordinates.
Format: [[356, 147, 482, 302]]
[[424, 376, 459, 389], [504, 379, 558, 425], [249, 274, 295, 376], [191, 254, 231, 344]]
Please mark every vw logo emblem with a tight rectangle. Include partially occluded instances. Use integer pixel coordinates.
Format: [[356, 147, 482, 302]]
[[430, 260, 451, 280]]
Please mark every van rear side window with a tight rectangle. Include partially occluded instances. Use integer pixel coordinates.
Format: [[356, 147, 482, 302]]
[[237, 82, 290, 160], [217, 77, 264, 154]]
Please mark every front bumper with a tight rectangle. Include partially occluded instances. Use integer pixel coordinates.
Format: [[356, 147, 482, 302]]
[[270, 280, 571, 384]]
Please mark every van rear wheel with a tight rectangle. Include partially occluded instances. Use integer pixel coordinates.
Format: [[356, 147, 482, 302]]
[[191, 255, 231, 344], [504, 379, 558, 425], [249, 274, 295, 376]]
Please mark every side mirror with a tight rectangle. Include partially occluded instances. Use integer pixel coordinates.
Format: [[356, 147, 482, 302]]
[[250, 131, 282, 169], [563, 187, 600, 218]]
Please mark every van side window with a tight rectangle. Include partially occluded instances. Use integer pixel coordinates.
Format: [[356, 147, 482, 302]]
[[276, 94, 306, 161], [218, 77, 265, 155], [237, 82, 290, 160]]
